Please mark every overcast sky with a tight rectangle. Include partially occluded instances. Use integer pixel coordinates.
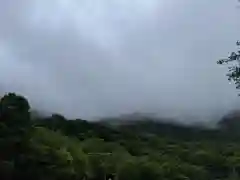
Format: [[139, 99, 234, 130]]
[[0, 0, 239, 121]]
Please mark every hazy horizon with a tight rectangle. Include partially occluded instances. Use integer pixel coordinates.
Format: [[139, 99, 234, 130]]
[[0, 0, 240, 122]]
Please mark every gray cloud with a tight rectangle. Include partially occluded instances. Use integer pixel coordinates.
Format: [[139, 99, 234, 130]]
[[0, 0, 239, 121]]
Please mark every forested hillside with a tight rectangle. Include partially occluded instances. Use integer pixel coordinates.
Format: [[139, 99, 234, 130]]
[[2, 93, 240, 180]]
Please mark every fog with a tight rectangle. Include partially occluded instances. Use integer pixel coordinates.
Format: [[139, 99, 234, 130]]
[[0, 0, 239, 121]]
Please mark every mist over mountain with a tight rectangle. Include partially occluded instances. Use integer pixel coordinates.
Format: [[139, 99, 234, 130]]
[[0, 0, 240, 121]]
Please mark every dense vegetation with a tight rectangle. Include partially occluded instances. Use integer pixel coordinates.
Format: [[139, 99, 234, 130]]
[[2, 93, 240, 180]]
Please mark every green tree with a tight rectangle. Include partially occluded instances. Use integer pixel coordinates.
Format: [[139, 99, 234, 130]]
[[217, 42, 240, 93], [117, 159, 141, 180], [0, 93, 30, 126], [117, 157, 162, 180], [14, 127, 87, 180], [86, 154, 106, 180]]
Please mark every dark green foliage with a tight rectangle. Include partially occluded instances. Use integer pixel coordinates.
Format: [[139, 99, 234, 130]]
[[16, 127, 87, 180], [3, 93, 240, 179], [0, 93, 30, 127], [217, 42, 240, 92]]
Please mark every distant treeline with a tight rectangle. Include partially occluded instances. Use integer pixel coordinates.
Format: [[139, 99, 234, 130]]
[[1, 92, 240, 180]]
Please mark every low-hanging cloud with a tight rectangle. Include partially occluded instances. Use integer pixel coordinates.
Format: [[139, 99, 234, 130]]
[[0, 0, 239, 121]]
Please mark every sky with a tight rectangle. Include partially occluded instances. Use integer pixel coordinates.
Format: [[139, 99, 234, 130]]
[[0, 0, 239, 121]]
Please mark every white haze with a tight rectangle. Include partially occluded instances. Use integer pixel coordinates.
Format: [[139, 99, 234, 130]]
[[0, 0, 239, 122]]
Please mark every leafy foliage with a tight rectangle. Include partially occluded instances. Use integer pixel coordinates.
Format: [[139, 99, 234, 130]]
[[0, 93, 30, 127], [217, 42, 240, 92], [2, 92, 240, 179]]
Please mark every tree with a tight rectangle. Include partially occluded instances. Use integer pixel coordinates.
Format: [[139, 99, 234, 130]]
[[0, 93, 30, 126], [117, 158, 163, 180], [217, 42, 240, 93], [116, 159, 141, 180], [15, 127, 87, 180]]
